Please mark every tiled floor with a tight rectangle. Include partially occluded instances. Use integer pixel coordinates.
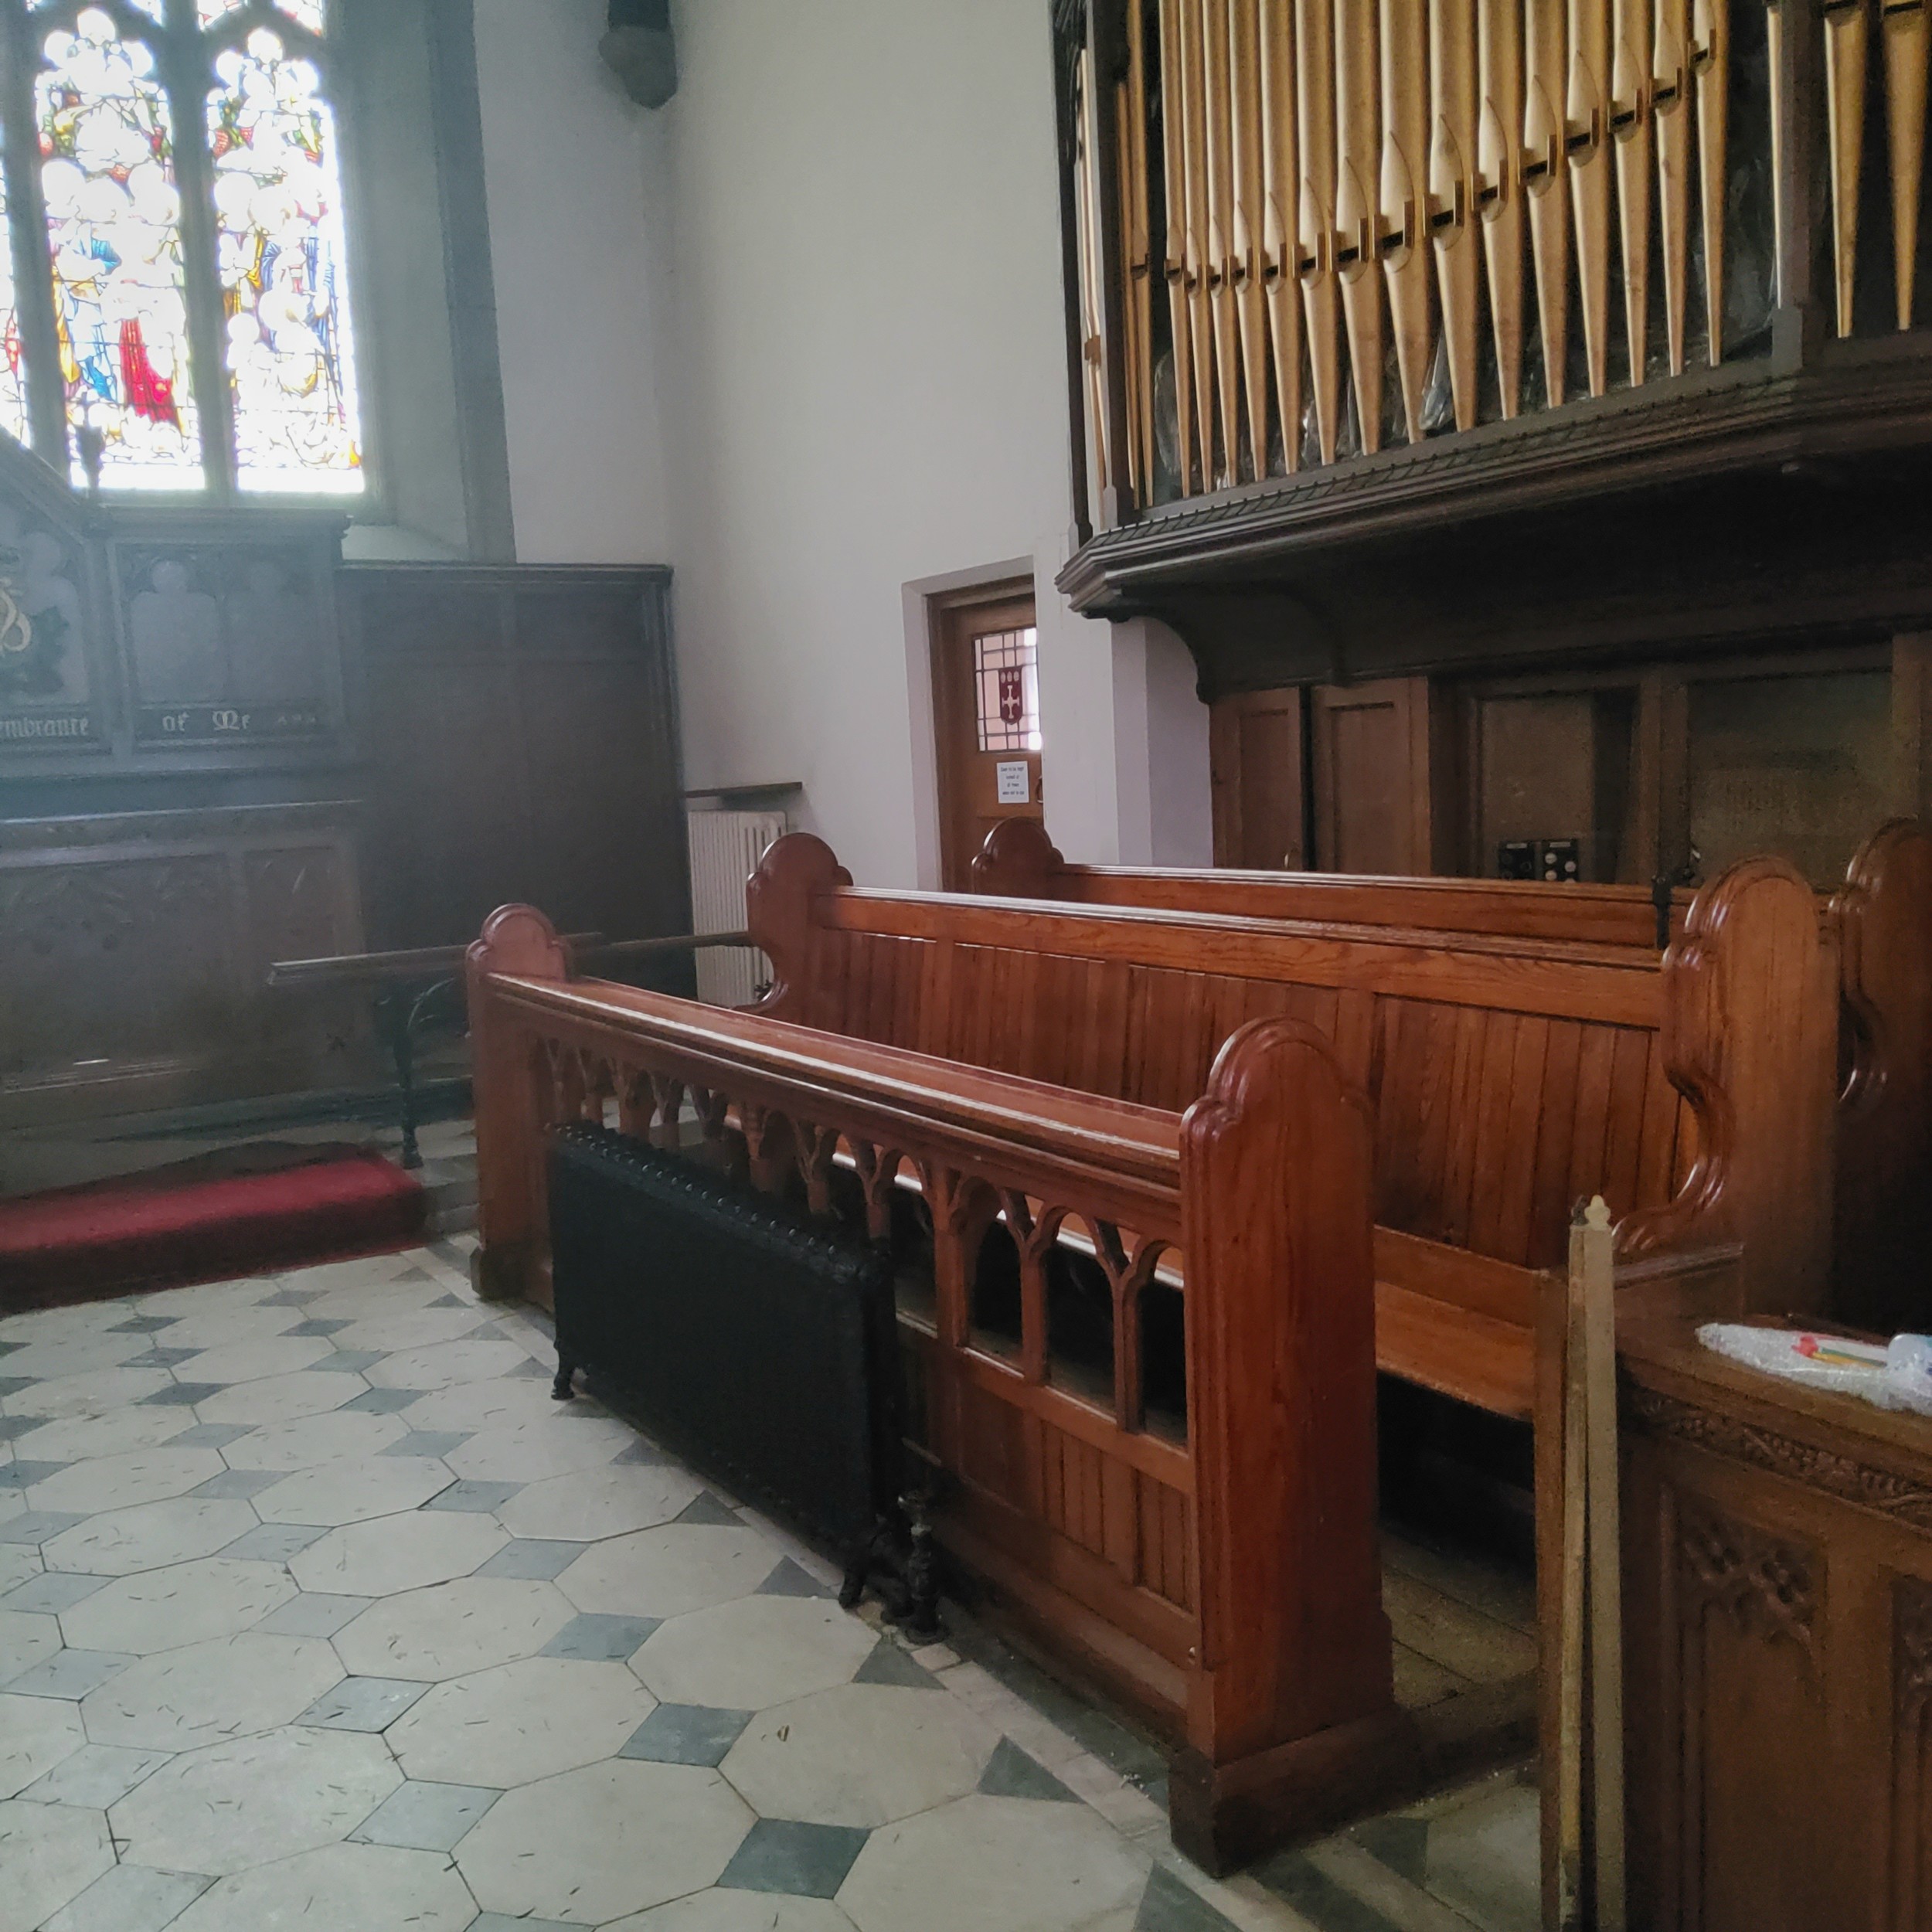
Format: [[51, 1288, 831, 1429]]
[[0, 1241, 1541, 1932]]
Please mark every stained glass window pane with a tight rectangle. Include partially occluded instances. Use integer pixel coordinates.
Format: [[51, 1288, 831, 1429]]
[[974, 628, 1043, 753], [272, 0, 327, 32], [0, 175, 29, 449], [39, 12, 200, 488], [37, 0, 162, 16], [209, 29, 361, 493], [196, 1, 247, 24]]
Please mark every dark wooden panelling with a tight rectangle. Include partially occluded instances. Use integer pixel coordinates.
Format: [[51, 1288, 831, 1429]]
[[346, 563, 688, 952]]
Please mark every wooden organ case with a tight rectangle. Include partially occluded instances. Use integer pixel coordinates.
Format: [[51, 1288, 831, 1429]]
[[1053, 0, 1932, 893]]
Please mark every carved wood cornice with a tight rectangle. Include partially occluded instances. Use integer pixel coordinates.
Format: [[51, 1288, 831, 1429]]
[[1628, 1384, 1932, 1531], [1056, 353, 1932, 616]]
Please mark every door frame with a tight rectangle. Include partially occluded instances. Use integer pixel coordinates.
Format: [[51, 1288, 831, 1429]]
[[926, 574, 1039, 892]]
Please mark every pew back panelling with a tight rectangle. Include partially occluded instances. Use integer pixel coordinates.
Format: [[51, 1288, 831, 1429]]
[[467, 907, 1427, 1871], [749, 832, 1839, 1425]]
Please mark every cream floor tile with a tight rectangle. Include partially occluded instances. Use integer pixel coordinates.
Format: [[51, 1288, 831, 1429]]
[[0, 1332, 152, 1385], [0, 1488, 21, 1526], [192, 1370, 362, 1428], [454, 1758, 752, 1924], [333, 1575, 574, 1681], [0, 1302, 138, 1347], [0, 1543, 42, 1595], [0, 1366, 172, 1421], [169, 1335, 336, 1386], [0, 1799, 115, 1932], [495, 1462, 703, 1542], [15, 1743, 171, 1811], [0, 1692, 86, 1798], [0, 1607, 62, 1684], [9, 1406, 192, 1465], [111, 1723, 399, 1875], [28, 1447, 227, 1515], [1301, 1840, 1478, 1932], [280, 1253, 425, 1298], [138, 1305, 301, 1352], [556, 1522, 781, 1620], [387, 1655, 653, 1786], [296, 1279, 453, 1326], [217, 1406, 410, 1471], [328, 1307, 492, 1355], [1415, 1772, 1540, 1932], [165, 1841, 477, 1932], [398, 1376, 557, 1434], [135, 1277, 281, 1318], [837, 1793, 1149, 1932], [721, 1682, 1002, 1828], [39, 1864, 213, 1932], [610, 1895, 859, 1932], [60, 1558, 295, 1655], [80, 1632, 343, 1752], [365, 1337, 531, 1389], [252, 1453, 454, 1526], [289, 1509, 508, 1597], [40, 1498, 260, 1577], [633, 1595, 879, 1712], [443, 1413, 636, 1484]]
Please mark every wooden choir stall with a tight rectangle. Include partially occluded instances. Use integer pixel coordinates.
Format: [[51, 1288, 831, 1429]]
[[464, 815, 1932, 1885]]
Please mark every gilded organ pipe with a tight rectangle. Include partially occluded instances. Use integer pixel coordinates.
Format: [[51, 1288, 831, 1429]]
[[1823, 0, 1867, 338], [1382, 0, 1434, 444], [1653, 0, 1692, 373], [1526, 0, 1573, 403], [1338, 0, 1386, 450], [1479, 0, 1528, 413], [1074, 49, 1112, 497], [1123, 0, 1156, 500], [1260, 0, 1304, 467], [1159, 0, 1199, 495], [1181, 0, 1219, 478], [1569, 0, 1614, 394], [1432, 0, 1484, 430], [1884, 0, 1928, 328], [1204, 0, 1243, 481], [1297, 0, 1344, 460], [1692, 0, 1727, 362], [1230, 0, 1274, 475], [1611, 0, 1653, 382]]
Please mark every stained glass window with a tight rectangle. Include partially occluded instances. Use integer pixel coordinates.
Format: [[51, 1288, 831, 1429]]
[[0, 0, 359, 496], [0, 177, 29, 449], [974, 627, 1043, 753], [210, 29, 359, 491], [38, 10, 200, 487]]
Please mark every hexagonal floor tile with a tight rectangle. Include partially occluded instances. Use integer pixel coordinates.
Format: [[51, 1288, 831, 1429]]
[[0, 1332, 151, 1386], [0, 1798, 115, 1932], [837, 1794, 1149, 1932], [396, 1377, 556, 1435], [366, 1338, 531, 1390], [333, 1576, 575, 1682], [26, 1447, 226, 1515], [0, 1366, 172, 1423], [59, 1558, 295, 1655], [80, 1632, 343, 1752], [496, 1463, 703, 1542], [9, 1406, 193, 1466], [0, 1692, 85, 1798], [252, 1454, 453, 1527], [139, 1305, 301, 1353], [218, 1408, 410, 1472], [0, 1607, 62, 1684], [111, 1724, 399, 1874], [328, 1308, 491, 1355], [387, 1655, 652, 1786], [40, 1498, 259, 1577], [607, 1895, 858, 1932], [168, 1335, 336, 1387], [289, 1509, 507, 1597], [455, 1758, 751, 1924], [557, 1522, 781, 1621], [720, 1682, 1002, 1828], [633, 1595, 878, 1713], [165, 1841, 475, 1932], [444, 1415, 635, 1485], [192, 1372, 362, 1428]]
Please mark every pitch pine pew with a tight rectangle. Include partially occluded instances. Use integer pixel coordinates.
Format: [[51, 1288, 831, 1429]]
[[747, 828, 1840, 1420], [468, 905, 1419, 1869], [973, 815, 1932, 1337]]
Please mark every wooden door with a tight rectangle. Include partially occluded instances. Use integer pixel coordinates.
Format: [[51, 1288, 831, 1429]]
[[932, 586, 1044, 891], [1310, 678, 1453, 874]]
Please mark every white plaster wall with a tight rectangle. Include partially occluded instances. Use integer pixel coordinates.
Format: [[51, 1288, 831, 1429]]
[[471, 0, 672, 563]]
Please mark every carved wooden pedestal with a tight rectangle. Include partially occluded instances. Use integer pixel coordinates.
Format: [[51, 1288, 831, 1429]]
[[1620, 1318, 1932, 1932]]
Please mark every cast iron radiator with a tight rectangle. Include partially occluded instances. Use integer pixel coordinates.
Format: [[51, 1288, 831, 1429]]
[[547, 1124, 897, 1569]]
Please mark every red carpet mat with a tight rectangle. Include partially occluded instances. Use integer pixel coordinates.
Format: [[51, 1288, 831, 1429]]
[[0, 1143, 426, 1313]]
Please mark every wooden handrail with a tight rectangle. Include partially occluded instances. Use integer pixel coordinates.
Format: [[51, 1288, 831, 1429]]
[[268, 928, 751, 991]]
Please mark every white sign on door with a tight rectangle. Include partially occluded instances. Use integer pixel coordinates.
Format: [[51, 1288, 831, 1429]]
[[995, 760, 1031, 805]]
